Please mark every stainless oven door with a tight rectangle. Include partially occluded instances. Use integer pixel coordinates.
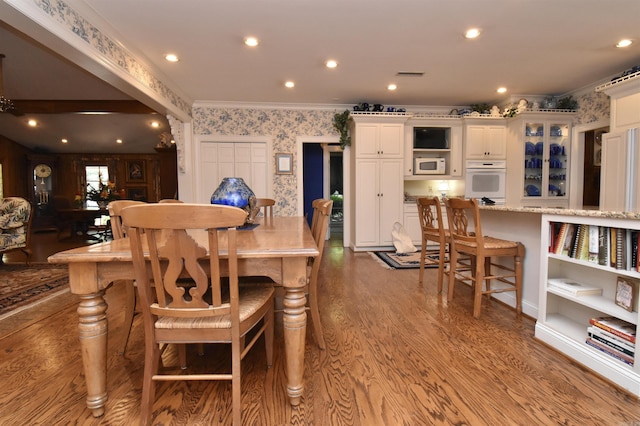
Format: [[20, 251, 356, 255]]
[[465, 168, 506, 203]]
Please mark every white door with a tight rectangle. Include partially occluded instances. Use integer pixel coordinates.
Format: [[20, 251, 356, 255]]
[[354, 159, 379, 246], [378, 159, 403, 245]]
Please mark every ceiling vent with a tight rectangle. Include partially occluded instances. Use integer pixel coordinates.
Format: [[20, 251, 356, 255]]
[[396, 71, 425, 77]]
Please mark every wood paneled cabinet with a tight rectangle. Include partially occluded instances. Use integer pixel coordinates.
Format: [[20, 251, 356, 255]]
[[350, 114, 408, 250], [464, 119, 506, 160]]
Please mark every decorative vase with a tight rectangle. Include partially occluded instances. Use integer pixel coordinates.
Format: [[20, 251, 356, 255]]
[[211, 177, 257, 224]]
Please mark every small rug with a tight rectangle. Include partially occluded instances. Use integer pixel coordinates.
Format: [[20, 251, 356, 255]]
[[370, 251, 440, 270], [0, 264, 70, 319]]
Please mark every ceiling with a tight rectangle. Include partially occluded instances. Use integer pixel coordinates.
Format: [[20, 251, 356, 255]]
[[1, 0, 640, 154]]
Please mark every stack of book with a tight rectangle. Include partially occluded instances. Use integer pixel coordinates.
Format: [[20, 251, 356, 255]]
[[547, 278, 602, 296], [586, 317, 636, 366]]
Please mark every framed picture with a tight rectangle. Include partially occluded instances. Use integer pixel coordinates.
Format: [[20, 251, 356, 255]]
[[275, 153, 293, 175], [127, 187, 148, 201], [126, 160, 145, 182], [615, 276, 639, 312]]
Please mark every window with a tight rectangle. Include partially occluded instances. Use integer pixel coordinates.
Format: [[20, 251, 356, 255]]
[[85, 165, 109, 208]]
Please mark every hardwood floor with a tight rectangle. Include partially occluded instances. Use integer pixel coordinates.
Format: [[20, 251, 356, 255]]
[[1, 231, 639, 425]]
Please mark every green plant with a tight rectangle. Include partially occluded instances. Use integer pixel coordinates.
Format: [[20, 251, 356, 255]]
[[556, 96, 578, 110], [470, 103, 490, 114], [333, 109, 353, 149]]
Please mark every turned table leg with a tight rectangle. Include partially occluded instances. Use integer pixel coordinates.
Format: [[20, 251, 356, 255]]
[[77, 291, 109, 417]]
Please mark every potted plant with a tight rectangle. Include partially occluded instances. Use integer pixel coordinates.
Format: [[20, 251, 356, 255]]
[[333, 109, 353, 149]]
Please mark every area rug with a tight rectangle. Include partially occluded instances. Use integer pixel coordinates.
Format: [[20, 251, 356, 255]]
[[0, 264, 70, 319], [370, 251, 440, 270]]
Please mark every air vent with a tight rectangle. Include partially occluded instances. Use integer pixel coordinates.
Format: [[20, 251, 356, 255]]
[[396, 71, 424, 77]]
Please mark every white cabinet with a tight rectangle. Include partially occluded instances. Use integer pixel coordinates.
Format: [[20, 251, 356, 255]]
[[404, 119, 463, 178], [353, 158, 403, 247], [506, 112, 575, 207], [464, 120, 506, 160], [536, 213, 640, 396], [600, 129, 640, 212], [354, 122, 403, 158], [350, 114, 408, 250]]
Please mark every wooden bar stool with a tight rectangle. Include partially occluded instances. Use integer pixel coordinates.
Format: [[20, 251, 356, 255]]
[[416, 196, 449, 293], [444, 197, 524, 318]]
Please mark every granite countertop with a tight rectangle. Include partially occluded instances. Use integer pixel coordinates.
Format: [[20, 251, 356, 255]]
[[479, 204, 640, 220]]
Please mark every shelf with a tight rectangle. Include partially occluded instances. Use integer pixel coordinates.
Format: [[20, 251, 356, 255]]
[[547, 287, 637, 324], [548, 253, 640, 280]]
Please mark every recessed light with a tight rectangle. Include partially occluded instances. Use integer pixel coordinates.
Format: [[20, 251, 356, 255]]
[[61, 138, 68, 144], [616, 39, 632, 48], [325, 59, 338, 68], [387, 84, 397, 91], [497, 87, 507, 94], [116, 139, 123, 144], [165, 53, 179, 62], [465, 28, 481, 39], [244, 37, 259, 47], [284, 81, 295, 88], [28, 119, 37, 127], [151, 121, 160, 128]]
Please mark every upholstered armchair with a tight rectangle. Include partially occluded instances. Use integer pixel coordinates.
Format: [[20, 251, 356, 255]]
[[0, 197, 33, 264]]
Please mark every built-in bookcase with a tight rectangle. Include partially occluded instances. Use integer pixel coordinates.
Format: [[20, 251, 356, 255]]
[[536, 213, 640, 396]]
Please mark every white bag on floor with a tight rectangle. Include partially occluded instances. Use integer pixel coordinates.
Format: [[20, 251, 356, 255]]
[[391, 222, 417, 253]]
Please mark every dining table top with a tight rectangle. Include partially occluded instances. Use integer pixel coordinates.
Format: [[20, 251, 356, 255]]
[[48, 215, 319, 264]]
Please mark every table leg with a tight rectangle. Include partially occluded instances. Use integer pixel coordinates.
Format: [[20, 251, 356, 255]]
[[281, 257, 307, 406], [77, 291, 109, 417]]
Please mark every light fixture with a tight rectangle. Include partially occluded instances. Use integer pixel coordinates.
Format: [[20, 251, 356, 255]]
[[165, 53, 179, 62], [325, 59, 338, 68], [465, 28, 481, 39], [497, 87, 507, 94], [284, 81, 295, 88], [388, 83, 397, 91], [0, 54, 15, 113], [244, 36, 259, 47], [61, 138, 68, 144], [616, 39, 632, 48], [438, 181, 450, 199], [28, 119, 37, 127], [116, 139, 123, 144], [151, 121, 160, 128]]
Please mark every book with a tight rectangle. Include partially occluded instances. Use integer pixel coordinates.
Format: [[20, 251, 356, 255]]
[[569, 224, 582, 258], [557, 223, 576, 257], [615, 228, 625, 270], [598, 226, 609, 266], [588, 326, 635, 355], [588, 225, 599, 263], [554, 223, 570, 255], [585, 337, 634, 366], [589, 317, 636, 344], [547, 278, 602, 296]]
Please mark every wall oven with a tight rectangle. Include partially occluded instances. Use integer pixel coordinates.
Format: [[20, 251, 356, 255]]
[[464, 160, 506, 204]]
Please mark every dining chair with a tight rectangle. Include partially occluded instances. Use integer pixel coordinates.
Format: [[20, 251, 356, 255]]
[[108, 200, 146, 354], [444, 197, 525, 318], [121, 203, 275, 426], [416, 196, 449, 292], [254, 198, 275, 217], [307, 199, 333, 350]]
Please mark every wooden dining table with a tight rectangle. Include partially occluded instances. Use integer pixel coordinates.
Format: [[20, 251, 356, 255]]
[[48, 215, 319, 417]]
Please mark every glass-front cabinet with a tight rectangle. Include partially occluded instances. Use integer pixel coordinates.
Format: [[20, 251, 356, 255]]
[[507, 112, 575, 207]]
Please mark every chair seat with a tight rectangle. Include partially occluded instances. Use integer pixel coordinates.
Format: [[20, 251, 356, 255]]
[[155, 286, 274, 329], [455, 236, 520, 251]]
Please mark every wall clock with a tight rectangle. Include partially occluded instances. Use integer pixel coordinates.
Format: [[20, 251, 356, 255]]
[[34, 163, 52, 179]]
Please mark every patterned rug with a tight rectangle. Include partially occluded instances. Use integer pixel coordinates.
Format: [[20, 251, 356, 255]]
[[0, 264, 70, 319], [370, 251, 440, 270]]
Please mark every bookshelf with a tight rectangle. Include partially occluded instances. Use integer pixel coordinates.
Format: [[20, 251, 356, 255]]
[[536, 213, 640, 396]]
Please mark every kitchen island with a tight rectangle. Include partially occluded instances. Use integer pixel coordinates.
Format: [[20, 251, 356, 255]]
[[477, 205, 640, 319]]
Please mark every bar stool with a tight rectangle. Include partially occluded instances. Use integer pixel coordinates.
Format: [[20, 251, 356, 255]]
[[416, 196, 449, 293], [444, 197, 525, 318]]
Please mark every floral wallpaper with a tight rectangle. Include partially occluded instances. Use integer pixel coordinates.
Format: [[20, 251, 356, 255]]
[[575, 90, 610, 125], [193, 107, 339, 216]]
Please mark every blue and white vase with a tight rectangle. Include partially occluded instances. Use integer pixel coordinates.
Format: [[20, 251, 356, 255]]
[[210, 177, 255, 209]]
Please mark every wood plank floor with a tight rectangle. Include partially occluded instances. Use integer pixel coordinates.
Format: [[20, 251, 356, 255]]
[[1, 232, 640, 425]]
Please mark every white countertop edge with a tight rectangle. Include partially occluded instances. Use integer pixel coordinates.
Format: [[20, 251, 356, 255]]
[[479, 205, 640, 220]]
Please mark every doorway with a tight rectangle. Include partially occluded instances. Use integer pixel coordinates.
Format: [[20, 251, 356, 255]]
[[326, 146, 344, 243], [582, 126, 608, 208]]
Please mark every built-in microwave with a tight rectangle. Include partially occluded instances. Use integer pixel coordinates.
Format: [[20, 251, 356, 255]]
[[414, 157, 446, 175]]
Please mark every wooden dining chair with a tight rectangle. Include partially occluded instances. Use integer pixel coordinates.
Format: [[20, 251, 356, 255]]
[[444, 197, 525, 318], [254, 198, 275, 217], [307, 199, 333, 350], [121, 203, 275, 426], [108, 200, 146, 354], [416, 196, 449, 292]]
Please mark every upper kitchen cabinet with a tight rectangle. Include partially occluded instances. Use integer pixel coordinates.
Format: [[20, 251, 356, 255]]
[[506, 112, 576, 207], [351, 113, 405, 158], [463, 117, 507, 160], [404, 116, 463, 179], [596, 72, 640, 132]]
